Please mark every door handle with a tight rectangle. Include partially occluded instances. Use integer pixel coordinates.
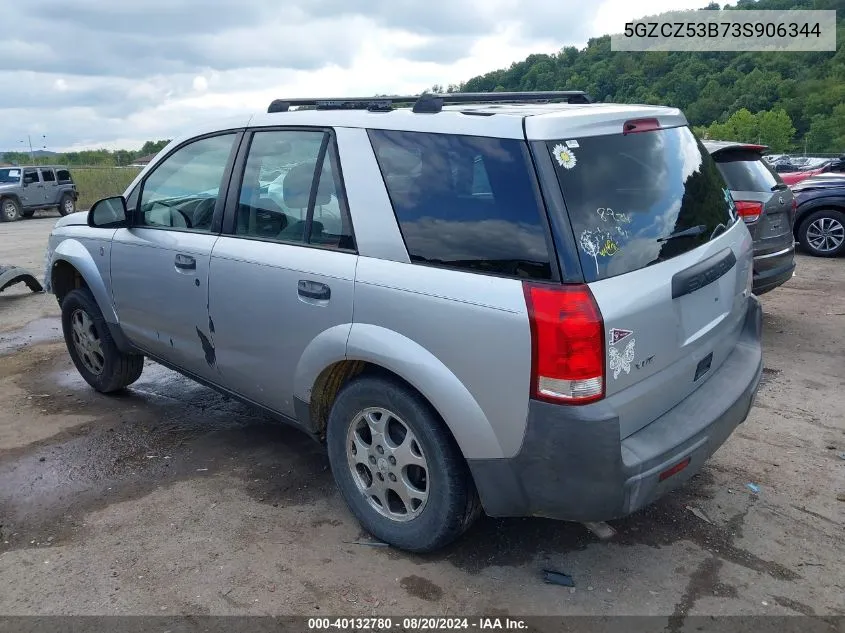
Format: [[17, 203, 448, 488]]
[[298, 280, 330, 301], [174, 254, 196, 270]]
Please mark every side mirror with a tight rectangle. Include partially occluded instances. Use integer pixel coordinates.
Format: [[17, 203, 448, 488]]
[[88, 196, 128, 228]]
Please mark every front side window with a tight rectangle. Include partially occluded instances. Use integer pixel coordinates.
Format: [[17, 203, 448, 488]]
[[235, 130, 354, 249], [40, 169, 56, 183], [368, 129, 552, 280], [138, 134, 236, 232], [23, 169, 39, 185]]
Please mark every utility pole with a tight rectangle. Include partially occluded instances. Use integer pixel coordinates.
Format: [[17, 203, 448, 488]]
[[27, 135, 33, 160]]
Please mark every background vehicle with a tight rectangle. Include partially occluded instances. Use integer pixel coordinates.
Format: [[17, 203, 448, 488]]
[[791, 176, 845, 257], [0, 166, 78, 221], [704, 141, 796, 294], [43, 92, 762, 552], [780, 155, 845, 187]]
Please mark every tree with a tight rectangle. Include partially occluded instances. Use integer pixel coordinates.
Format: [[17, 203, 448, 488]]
[[756, 108, 795, 152]]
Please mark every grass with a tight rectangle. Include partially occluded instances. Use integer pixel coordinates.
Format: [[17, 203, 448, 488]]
[[72, 167, 142, 210]]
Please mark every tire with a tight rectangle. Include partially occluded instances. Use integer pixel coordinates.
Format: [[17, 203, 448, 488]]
[[58, 194, 76, 216], [797, 209, 845, 257], [1, 198, 21, 222], [61, 288, 144, 393], [326, 375, 480, 552]]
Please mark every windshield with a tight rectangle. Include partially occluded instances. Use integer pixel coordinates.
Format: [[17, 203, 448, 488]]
[[547, 126, 736, 282], [0, 168, 21, 184], [714, 151, 782, 192]]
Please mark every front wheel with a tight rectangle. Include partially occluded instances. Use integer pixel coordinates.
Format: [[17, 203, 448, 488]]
[[61, 288, 144, 392], [326, 375, 480, 552], [58, 194, 76, 216], [1, 198, 21, 222]]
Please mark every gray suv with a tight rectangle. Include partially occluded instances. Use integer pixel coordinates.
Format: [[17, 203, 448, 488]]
[[0, 165, 78, 221], [43, 92, 763, 552]]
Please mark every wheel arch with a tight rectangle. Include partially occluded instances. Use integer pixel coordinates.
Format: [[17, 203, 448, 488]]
[[50, 239, 118, 324], [294, 323, 505, 460], [794, 198, 845, 239]]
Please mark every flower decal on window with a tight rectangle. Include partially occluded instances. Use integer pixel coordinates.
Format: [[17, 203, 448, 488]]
[[552, 144, 577, 169]]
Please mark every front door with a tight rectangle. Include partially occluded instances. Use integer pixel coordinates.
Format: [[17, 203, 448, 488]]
[[20, 169, 43, 206], [209, 128, 357, 417], [110, 132, 241, 381]]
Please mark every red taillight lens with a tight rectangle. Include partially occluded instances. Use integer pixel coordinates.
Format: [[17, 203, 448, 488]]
[[522, 282, 605, 404], [734, 200, 763, 223]]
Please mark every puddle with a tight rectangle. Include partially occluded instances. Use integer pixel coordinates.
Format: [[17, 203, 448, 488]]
[[0, 318, 62, 355]]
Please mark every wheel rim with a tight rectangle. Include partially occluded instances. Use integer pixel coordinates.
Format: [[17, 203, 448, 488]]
[[64, 198, 74, 214], [346, 407, 429, 522], [806, 217, 845, 253], [3, 201, 17, 220], [70, 309, 105, 375]]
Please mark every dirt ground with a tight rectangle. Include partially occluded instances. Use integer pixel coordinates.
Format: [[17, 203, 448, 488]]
[[0, 216, 843, 619]]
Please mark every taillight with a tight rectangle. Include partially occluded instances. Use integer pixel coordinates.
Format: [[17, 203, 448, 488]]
[[734, 200, 763, 223], [522, 282, 605, 404]]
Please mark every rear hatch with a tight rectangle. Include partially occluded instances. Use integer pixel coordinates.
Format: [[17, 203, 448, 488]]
[[540, 123, 754, 438], [708, 145, 795, 255]]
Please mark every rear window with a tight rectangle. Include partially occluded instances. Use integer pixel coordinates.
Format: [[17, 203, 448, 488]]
[[713, 150, 781, 192], [56, 169, 72, 183], [369, 130, 553, 280], [547, 126, 735, 282]]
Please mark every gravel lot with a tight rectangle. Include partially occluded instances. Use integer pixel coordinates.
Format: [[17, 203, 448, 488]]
[[0, 216, 843, 619]]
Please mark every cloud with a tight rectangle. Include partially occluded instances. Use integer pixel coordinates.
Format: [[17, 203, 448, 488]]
[[0, 0, 709, 151]]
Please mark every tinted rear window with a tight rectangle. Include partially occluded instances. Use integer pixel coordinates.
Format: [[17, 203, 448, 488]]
[[547, 126, 735, 282], [56, 169, 72, 182], [369, 129, 553, 280], [713, 150, 781, 192]]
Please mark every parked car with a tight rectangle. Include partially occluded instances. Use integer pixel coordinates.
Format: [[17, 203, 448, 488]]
[[0, 165, 78, 221], [43, 92, 762, 552], [780, 155, 845, 187], [791, 175, 845, 257], [704, 141, 796, 294]]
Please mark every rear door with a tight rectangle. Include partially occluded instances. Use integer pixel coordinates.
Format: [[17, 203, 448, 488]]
[[209, 128, 356, 418], [539, 124, 753, 438], [711, 147, 795, 256], [39, 168, 59, 204]]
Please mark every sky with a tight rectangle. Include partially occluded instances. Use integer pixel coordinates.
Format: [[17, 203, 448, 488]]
[[1, 0, 709, 152]]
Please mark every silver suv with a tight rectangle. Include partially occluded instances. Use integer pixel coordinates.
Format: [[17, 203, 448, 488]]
[[1, 165, 78, 221], [43, 92, 763, 552]]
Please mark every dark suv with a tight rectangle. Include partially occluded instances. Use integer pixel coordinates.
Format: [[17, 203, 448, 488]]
[[0, 165, 78, 221], [705, 142, 796, 295]]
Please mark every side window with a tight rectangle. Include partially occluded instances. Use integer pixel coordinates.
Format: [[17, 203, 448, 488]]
[[56, 169, 72, 183], [235, 130, 354, 249], [40, 169, 56, 183], [23, 169, 40, 185], [368, 129, 552, 280], [138, 134, 236, 232]]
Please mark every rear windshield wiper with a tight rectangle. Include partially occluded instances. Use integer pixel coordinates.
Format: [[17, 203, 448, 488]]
[[657, 224, 707, 242], [771, 183, 789, 191]]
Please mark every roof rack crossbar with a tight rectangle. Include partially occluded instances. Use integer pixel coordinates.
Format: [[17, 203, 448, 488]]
[[267, 90, 591, 114]]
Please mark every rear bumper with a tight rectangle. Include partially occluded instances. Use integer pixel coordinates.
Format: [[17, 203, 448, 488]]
[[752, 245, 795, 295], [468, 296, 763, 522]]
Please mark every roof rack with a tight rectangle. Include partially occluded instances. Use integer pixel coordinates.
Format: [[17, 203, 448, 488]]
[[266, 90, 591, 114]]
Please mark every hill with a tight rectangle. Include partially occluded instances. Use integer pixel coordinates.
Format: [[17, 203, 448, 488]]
[[460, 0, 845, 152]]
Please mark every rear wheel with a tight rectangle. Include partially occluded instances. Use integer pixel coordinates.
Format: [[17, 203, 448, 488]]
[[58, 194, 76, 216], [61, 288, 144, 392], [1, 198, 21, 222], [326, 375, 480, 552], [798, 209, 845, 257]]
